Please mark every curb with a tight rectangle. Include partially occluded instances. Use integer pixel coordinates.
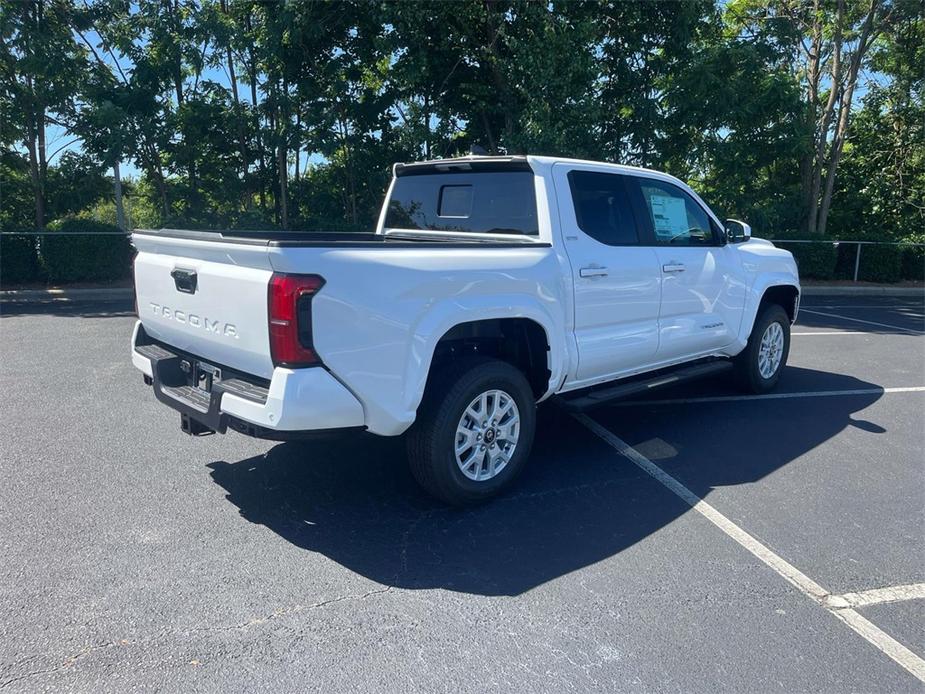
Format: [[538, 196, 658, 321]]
[[801, 286, 923, 297], [0, 287, 134, 302]]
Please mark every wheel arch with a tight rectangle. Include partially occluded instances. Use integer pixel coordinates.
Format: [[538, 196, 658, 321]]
[[760, 284, 800, 323], [426, 317, 552, 400]]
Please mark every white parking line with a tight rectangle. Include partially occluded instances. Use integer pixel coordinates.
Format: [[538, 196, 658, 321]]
[[830, 583, 925, 609], [799, 309, 924, 335], [792, 331, 868, 336], [606, 386, 925, 408], [573, 413, 925, 683], [805, 305, 924, 311]]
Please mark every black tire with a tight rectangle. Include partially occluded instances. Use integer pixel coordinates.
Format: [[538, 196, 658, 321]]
[[406, 357, 536, 506], [734, 303, 791, 394]]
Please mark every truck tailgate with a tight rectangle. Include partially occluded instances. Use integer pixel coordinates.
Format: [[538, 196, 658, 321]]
[[133, 233, 276, 379]]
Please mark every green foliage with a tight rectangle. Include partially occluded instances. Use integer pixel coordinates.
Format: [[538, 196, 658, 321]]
[[0, 151, 34, 231], [0, 232, 41, 286], [772, 239, 838, 280], [900, 246, 924, 281], [40, 218, 132, 284], [831, 242, 903, 283], [0, 0, 921, 288]]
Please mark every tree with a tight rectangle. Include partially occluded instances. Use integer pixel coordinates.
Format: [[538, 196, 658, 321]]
[[827, 2, 924, 240], [728, 0, 897, 234], [0, 0, 90, 228]]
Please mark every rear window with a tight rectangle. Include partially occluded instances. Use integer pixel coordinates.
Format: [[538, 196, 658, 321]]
[[385, 171, 538, 235]]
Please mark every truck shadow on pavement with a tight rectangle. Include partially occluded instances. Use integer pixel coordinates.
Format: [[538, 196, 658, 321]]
[[208, 367, 887, 596]]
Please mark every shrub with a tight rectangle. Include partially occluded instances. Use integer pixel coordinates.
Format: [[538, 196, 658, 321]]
[[835, 242, 902, 283], [40, 218, 132, 284], [900, 245, 924, 281], [0, 232, 41, 286], [774, 240, 838, 280]]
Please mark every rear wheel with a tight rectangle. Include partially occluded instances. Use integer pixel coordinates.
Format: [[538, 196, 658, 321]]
[[407, 357, 536, 505], [734, 303, 791, 393]]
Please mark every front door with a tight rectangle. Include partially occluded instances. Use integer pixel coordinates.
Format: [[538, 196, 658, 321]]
[[628, 175, 746, 361], [553, 164, 662, 385]]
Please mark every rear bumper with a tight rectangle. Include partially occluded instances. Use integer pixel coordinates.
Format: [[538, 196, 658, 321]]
[[131, 321, 365, 437]]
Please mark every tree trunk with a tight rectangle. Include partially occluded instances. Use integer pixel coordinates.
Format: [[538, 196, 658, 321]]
[[338, 116, 358, 225], [479, 111, 497, 154], [25, 133, 44, 229], [276, 76, 289, 229], [806, 0, 845, 235], [799, 5, 822, 232], [294, 109, 300, 182], [278, 142, 288, 230], [140, 138, 168, 219], [818, 2, 879, 236], [247, 47, 266, 212], [113, 160, 126, 230], [222, 0, 250, 210], [423, 94, 430, 158]]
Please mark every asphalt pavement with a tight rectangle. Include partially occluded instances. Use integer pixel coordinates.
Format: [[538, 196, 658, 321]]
[[1, 295, 923, 692]]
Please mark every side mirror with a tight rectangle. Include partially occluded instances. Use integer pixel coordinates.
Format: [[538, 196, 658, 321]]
[[725, 219, 752, 243]]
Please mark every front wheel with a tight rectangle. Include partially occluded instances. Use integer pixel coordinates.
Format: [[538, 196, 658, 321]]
[[734, 303, 791, 394], [406, 357, 536, 505]]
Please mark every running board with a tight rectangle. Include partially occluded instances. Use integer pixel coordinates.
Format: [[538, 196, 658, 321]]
[[558, 361, 733, 412]]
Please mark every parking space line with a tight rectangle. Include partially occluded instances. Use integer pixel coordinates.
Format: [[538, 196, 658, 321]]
[[805, 305, 924, 310], [831, 583, 925, 609], [799, 309, 924, 335], [605, 386, 925, 408], [828, 609, 925, 681], [804, 305, 925, 312], [573, 413, 925, 683], [792, 331, 868, 336]]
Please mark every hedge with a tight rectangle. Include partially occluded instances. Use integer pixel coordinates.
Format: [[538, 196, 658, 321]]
[[770, 234, 922, 284], [40, 219, 132, 284], [0, 232, 41, 285], [835, 243, 902, 283], [901, 245, 924, 281], [773, 240, 838, 280]]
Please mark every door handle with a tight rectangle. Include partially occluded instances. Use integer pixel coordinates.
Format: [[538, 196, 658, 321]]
[[579, 266, 608, 278], [662, 263, 686, 273]]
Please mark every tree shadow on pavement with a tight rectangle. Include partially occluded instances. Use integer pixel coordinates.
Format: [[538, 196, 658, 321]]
[[208, 367, 886, 596], [0, 299, 135, 318]]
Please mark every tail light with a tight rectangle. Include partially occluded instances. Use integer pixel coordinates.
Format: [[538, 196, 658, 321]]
[[268, 273, 325, 367]]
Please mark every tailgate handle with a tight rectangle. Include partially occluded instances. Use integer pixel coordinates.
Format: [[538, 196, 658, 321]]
[[171, 268, 198, 294]]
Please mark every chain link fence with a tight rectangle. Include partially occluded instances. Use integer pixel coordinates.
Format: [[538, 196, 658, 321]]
[[3, 228, 924, 287]]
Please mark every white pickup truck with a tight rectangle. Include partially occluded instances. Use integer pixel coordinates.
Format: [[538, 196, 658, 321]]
[[131, 155, 800, 504]]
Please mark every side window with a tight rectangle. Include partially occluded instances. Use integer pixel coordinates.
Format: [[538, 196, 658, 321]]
[[567, 170, 639, 245], [636, 178, 716, 246]]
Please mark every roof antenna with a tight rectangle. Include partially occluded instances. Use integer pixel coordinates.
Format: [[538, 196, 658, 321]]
[[469, 144, 489, 156]]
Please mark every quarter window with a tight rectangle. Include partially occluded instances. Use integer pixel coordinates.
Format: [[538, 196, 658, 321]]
[[567, 170, 639, 245], [636, 178, 715, 246]]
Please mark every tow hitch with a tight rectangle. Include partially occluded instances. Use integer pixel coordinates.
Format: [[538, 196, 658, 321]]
[[180, 412, 215, 436]]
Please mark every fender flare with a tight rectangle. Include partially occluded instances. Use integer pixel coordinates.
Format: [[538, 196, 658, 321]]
[[401, 295, 566, 419], [737, 276, 801, 345]]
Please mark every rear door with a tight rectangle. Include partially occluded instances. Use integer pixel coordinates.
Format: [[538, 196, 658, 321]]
[[133, 233, 276, 379], [553, 164, 661, 385], [626, 175, 746, 361]]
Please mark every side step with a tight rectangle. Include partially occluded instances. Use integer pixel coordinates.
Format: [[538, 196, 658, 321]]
[[558, 361, 733, 412]]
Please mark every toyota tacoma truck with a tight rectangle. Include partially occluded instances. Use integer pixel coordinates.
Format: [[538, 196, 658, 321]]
[[131, 155, 800, 504]]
